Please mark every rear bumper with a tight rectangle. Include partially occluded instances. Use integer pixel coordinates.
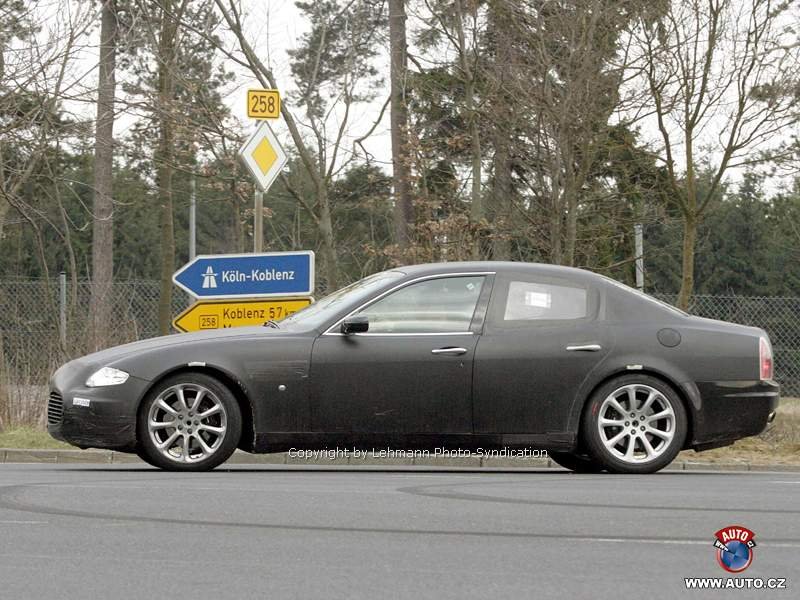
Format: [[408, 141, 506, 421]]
[[687, 380, 779, 450]]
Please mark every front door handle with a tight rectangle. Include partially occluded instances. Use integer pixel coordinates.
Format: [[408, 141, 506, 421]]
[[566, 343, 602, 352], [431, 347, 468, 356]]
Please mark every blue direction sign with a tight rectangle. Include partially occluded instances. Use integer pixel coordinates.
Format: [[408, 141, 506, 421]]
[[173, 251, 315, 299]]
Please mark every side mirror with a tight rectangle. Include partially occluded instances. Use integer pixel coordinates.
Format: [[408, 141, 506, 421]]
[[341, 315, 369, 334]]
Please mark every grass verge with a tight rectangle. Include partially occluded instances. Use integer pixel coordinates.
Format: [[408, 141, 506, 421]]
[[0, 427, 72, 449], [1, 398, 798, 465], [679, 396, 800, 465]]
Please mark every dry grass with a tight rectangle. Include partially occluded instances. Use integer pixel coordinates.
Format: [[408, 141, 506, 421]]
[[680, 397, 800, 465], [1, 374, 798, 465], [0, 427, 71, 449]]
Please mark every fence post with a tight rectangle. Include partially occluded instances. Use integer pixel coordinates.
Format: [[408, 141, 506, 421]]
[[59, 272, 67, 352], [634, 223, 644, 292]]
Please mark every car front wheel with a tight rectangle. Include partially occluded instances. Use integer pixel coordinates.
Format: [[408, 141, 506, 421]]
[[137, 373, 242, 472], [582, 375, 687, 474]]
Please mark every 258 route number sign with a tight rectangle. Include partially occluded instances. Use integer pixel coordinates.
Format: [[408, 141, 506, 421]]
[[247, 89, 280, 119]]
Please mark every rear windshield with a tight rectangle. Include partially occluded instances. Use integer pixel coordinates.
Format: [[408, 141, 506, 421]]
[[600, 276, 688, 316]]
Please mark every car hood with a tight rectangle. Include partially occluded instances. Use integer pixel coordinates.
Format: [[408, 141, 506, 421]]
[[79, 326, 282, 366]]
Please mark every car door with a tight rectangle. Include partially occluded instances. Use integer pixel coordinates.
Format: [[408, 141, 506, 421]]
[[309, 274, 492, 434], [473, 271, 612, 435]]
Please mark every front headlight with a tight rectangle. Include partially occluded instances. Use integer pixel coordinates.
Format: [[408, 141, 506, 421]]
[[85, 367, 130, 387]]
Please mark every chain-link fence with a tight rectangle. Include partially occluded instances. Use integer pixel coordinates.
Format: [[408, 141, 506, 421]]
[[0, 278, 191, 428], [1, 278, 798, 427], [653, 294, 800, 397]]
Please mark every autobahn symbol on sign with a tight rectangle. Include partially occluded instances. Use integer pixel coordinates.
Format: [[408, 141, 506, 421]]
[[239, 121, 288, 192], [172, 251, 315, 299], [172, 297, 312, 332]]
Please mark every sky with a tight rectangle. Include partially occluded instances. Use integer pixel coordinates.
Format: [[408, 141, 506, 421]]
[[31, 0, 799, 196], [50, 0, 396, 171]]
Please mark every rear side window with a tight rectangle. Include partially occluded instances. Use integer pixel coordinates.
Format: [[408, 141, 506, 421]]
[[503, 281, 587, 321]]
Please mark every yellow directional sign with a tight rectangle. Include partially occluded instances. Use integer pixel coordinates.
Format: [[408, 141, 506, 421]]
[[239, 121, 288, 192], [173, 298, 312, 333], [247, 89, 281, 119]]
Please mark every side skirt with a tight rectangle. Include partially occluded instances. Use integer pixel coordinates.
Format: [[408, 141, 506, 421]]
[[253, 432, 576, 453]]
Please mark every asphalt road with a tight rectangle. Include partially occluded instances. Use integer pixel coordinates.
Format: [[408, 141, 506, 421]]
[[0, 464, 798, 599]]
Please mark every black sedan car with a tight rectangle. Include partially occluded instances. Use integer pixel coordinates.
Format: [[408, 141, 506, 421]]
[[48, 262, 779, 473]]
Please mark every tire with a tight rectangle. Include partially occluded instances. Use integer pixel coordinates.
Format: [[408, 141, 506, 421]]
[[582, 374, 687, 474], [548, 451, 605, 473], [137, 373, 242, 472], [135, 448, 161, 468]]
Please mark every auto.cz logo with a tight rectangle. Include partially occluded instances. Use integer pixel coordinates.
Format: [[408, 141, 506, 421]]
[[684, 577, 787, 590], [683, 526, 789, 591], [714, 525, 757, 573]]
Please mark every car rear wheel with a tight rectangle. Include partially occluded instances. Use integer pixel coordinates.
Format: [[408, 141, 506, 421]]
[[582, 375, 687, 474], [548, 451, 605, 473], [137, 373, 242, 472]]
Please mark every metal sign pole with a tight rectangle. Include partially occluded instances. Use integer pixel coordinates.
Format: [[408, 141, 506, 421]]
[[254, 190, 263, 253], [189, 174, 197, 260]]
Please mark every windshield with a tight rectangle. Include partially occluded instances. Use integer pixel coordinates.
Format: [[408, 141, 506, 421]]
[[280, 270, 405, 330]]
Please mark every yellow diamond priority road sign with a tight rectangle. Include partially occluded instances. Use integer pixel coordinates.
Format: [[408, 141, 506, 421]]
[[239, 121, 288, 192], [172, 297, 312, 333]]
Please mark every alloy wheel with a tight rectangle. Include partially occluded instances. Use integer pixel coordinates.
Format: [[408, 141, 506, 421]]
[[596, 384, 675, 464], [147, 383, 228, 463]]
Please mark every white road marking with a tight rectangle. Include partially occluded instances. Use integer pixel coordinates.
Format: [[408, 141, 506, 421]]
[[0, 520, 47, 525], [581, 537, 800, 548]]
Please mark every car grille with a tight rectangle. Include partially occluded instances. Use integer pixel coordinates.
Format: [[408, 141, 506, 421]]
[[47, 391, 64, 425]]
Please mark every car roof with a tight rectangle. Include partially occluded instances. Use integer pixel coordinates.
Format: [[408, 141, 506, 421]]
[[393, 261, 604, 284], [390, 261, 688, 321]]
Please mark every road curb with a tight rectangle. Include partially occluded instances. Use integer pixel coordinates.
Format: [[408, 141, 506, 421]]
[[1, 448, 799, 471]]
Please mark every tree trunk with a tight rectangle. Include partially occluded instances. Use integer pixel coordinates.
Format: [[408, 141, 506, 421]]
[[317, 185, 338, 293], [491, 132, 512, 260], [89, 0, 117, 350], [156, 0, 178, 335], [488, 1, 513, 261], [563, 187, 578, 267], [388, 0, 413, 251], [468, 93, 482, 260], [550, 192, 563, 264], [677, 213, 697, 311]]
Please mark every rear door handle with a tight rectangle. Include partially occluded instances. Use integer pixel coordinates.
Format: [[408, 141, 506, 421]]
[[566, 344, 602, 352], [431, 347, 468, 356]]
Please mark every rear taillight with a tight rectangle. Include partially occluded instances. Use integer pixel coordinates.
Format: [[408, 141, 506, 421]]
[[759, 337, 773, 380]]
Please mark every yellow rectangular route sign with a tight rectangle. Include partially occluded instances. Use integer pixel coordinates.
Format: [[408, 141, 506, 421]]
[[173, 297, 311, 333], [247, 89, 281, 119]]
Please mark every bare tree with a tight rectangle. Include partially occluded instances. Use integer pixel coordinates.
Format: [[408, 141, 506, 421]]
[[211, 0, 385, 291], [634, 0, 800, 309], [152, 0, 190, 334], [0, 2, 91, 243], [419, 0, 484, 250], [505, 0, 637, 266], [89, 0, 119, 349]]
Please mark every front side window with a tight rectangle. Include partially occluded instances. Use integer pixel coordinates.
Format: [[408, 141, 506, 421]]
[[281, 270, 404, 330], [357, 276, 485, 333], [503, 280, 587, 322]]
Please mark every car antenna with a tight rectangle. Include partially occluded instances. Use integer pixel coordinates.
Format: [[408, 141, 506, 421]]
[[264, 320, 280, 329]]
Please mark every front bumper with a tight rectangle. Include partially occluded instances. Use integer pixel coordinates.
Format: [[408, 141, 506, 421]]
[[688, 379, 780, 450], [47, 363, 150, 451]]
